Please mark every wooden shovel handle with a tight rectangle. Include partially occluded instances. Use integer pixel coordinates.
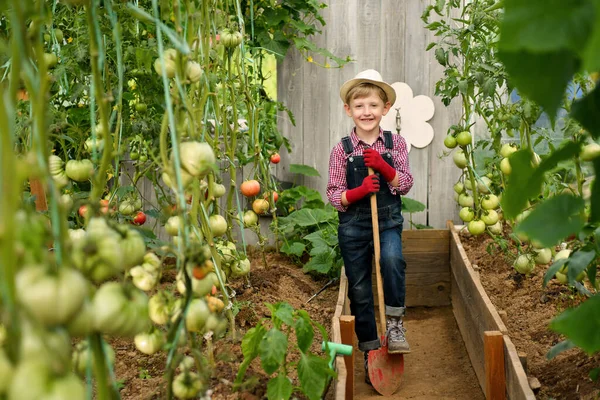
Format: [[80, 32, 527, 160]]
[[368, 167, 387, 335]]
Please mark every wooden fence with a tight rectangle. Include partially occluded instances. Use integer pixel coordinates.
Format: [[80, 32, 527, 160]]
[[276, 0, 462, 229]]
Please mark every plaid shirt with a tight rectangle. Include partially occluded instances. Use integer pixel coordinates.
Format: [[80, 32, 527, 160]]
[[327, 129, 413, 212]]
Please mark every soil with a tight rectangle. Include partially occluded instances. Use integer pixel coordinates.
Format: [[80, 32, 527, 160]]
[[110, 249, 340, 400], [459, 227, 600, 400]]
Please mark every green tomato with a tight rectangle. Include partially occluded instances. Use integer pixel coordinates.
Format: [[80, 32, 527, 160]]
[[130, 151, 140, 160], [230, 257, 251, 278], [444, 135, 457, 149], [453, 182, 464, 194], [65, 159, 94, 182], [500, 157, 511, 175], [481, 194, 499, 210], [487, 220, 503, 235], [148, 291, 173, 325], [16, 266, 88, 327], [243, 210, 259, 227], [459, 207, 474, 223], [458, 193, 474, 207], [453, 150, 468, 169], [43, 53, 58, 68], [209, 214, 228, 236], [134, 329, 165, 355], [135, 103, 148, 113], [534, 248, 552, 265], [467, 219, 486, 235], [513, 254, 535, 275], [166, 215, 184, 236], [580, 142, 600, 161], [54, 29, 64, 42], [481, 209, 499, 226], [185, 61, 203, 83], [179, 141, 216, 178], [500, 143, 518, 158], [185, 299, 210, 333], [456, 131, 472, 147], [172, 371, 204, 399]]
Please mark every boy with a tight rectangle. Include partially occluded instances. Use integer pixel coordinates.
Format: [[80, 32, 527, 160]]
[[326, 69, 414, 385]]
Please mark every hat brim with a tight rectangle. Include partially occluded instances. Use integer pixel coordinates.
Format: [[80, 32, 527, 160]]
[[339, 78, 396, 106]]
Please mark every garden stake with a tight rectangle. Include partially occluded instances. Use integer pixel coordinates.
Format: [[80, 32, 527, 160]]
[[367, 168, 404, 396]]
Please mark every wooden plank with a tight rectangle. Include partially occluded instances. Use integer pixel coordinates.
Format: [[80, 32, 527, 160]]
[[356, 1, 381, 71], [426, 1, 463, 229], [380, 0, 406, 82], [302, 4, 330, 196], [503, 336, 537, 400], [277, 47, 304, 186], [327, 0, 357, 148], [402, 229, 450, 253], [451, 271, 485, 389], [403, 0, 431, 227], [449, 221, 536, 399], [29, 179, 48, 211], [405, 252, 449, 273], [449, 222, 507, 334], [485, 331, 506, 400], [340, 316, 355, 400], [332, 266, 349, 400]]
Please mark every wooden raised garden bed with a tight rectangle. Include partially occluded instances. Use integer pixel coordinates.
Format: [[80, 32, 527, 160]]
[[329, 225, 536, 399]]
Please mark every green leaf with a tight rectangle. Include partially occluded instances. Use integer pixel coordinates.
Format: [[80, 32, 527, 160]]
[[402, 197, 426, 214], [501, 143, 581, 219], [289, 208, 333, 227], [515, 194, 585, 247], [583, 7, 600, 72], [259, 329, 288, 375], [572, 84, 600, 140], [499, 0, 594, 54], [289, 163, 321, 177], [303, 248, 335, 274], [546, 339, 576, 360], [241, 325, 267, 360], [297, 353, 335, 400], [272, 302, 295, 327], [295, 312, 314, 353], [267, 374, 293, 400], [280, 241, 306, 257], [256, 30, 289, 59], [550, 295, 600, 354], [543, 259, 569, 287], [235, 325, 267, 384], [498, 50, 579, 117], [566, 248, 597, 283]]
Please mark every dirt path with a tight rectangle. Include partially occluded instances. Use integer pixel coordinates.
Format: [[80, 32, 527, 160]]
[[353, 306, 484, 399]]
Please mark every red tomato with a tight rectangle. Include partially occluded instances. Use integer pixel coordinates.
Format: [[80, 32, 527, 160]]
[[270, 153, 281, 164], [263, 191, 279, 203], [240, 180, 261, 197], [132, 211, 147, 226], [78, 205, 88, 218]]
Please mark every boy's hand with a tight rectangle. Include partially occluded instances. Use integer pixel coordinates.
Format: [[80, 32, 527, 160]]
[[363, 149, 397, 182], [345, 175, 380, 204]]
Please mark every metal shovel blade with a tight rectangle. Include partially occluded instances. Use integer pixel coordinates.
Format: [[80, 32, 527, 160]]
[[368, 337, 404, 396]]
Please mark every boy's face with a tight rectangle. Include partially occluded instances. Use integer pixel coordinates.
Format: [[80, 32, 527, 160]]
[[344, 92, 391, 135]]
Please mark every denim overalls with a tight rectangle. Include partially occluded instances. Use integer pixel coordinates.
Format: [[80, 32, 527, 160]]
[[337, 131, 407, 352]]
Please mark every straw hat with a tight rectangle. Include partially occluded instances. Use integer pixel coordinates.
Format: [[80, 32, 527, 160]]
[[339, 69, 396, 105]]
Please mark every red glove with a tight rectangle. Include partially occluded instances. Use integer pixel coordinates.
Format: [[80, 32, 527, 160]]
[[345, 175, 380, 204], [363, 149, 397, 182]]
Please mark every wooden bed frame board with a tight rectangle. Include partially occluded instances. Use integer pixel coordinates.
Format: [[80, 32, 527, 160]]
[[447, 221, 536, 400]]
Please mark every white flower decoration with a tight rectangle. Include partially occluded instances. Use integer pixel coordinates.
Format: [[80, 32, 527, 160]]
[[380, 82, 435, 153]]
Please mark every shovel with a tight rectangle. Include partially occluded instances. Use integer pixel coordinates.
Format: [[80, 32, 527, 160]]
[[367, 168, 404, 396]]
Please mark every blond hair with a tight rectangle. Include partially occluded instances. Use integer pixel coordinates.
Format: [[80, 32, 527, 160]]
[[345, 83, 388, 105]]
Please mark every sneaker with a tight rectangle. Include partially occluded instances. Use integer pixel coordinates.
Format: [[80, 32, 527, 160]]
[[364, 351, 372, 386], [387, 317, 410, 354]]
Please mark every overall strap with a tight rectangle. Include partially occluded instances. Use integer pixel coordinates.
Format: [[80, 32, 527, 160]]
[[341, 136, 354, 154], [383, 131, 393, 150]]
